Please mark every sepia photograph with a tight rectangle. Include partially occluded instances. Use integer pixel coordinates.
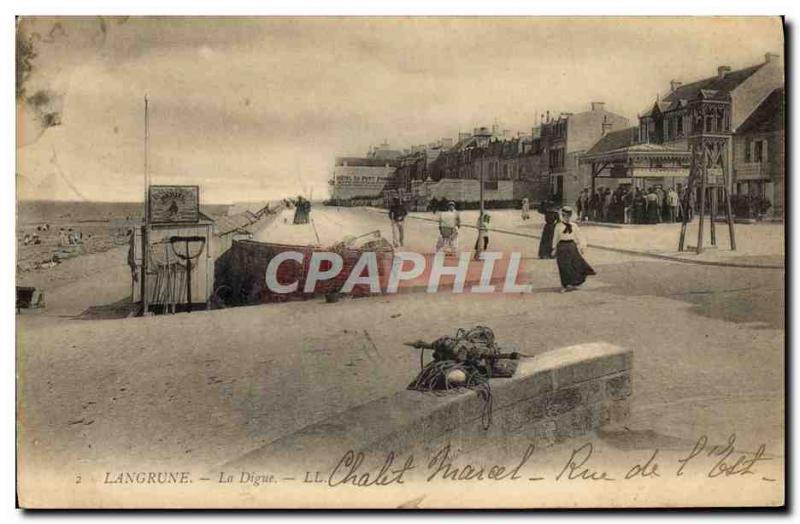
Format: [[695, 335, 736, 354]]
[[13, 14, 786, 509]]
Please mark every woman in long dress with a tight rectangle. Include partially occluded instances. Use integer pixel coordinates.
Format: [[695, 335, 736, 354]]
[[293, 196, 311, 224], [645, 190, 660, 224], [551, 206, 596, 292], [537, 201, 559, 259]]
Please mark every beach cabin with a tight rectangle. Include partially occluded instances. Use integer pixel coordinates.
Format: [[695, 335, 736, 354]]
[[130, 186, 215, 313]]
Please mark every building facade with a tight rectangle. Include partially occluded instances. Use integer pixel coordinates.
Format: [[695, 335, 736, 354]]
[[580, 52, 784, 215], [329, 144, 400, 202], [732, 87, 785, 217], [538, 102, 630, 204], [380, 104, 629, 208]]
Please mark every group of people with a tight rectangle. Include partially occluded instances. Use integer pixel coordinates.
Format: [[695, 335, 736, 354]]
[[21, 225, 87, 248], [58, 228, 84, 247], [21, 223, 52, 246], [575, 185, 690, 225], [388, 197, 595, 292], [390, 197, 486, 256]]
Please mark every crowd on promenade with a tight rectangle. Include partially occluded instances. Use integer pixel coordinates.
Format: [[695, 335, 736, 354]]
[[575, 185, 691, 225]]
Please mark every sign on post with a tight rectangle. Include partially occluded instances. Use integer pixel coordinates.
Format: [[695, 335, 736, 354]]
[[149, 185, 200, 224]]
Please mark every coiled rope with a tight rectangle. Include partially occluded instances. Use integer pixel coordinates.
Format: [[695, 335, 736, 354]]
[[407, 326, 497, 430]]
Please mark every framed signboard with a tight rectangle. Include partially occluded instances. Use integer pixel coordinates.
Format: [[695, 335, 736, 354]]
[[148, 185, 200, 224]]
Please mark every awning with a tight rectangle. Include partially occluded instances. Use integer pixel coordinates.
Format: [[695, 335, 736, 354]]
[[581, 142, 691, 165]]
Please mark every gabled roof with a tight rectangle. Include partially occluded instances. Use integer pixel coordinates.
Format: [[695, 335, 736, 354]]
[[581, 127, 690, 164], [448, 136, 478, 152], [640, 63, 766, 118], [585, 127, 638, 156], [641, 101, 672, 118], [737, 88, 784, 135], [663, 64, 764, 103]]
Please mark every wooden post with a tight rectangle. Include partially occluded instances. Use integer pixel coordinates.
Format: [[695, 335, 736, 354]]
[[722, 150, 737, 250], [185, 240, 192, 313], [678, 152, 696, 252], [696, 152, 707, 254], [710, 186, 717, 246]]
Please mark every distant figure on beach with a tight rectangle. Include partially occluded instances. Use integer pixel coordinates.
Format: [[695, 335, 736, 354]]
[[293, 196, 311, 225], [58, 228, 68, 247]]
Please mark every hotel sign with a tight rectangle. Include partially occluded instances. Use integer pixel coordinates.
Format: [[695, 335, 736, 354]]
[[148, 185, 200, 224], [629, 167, 690, 178]]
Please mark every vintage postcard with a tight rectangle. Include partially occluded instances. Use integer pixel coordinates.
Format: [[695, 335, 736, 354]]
[[15, 16, 785, 508]]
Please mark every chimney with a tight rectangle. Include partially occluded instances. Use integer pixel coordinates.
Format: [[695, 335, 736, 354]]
[[717, 65, 732, 79], [670, 80, 682, 92], [765, 52, 780, 64], [546, 110, 550, 122], [601, 115, 612, 136], [591, 101, 605, 112]]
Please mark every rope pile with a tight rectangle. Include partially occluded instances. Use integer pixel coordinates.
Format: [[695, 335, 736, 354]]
[[407, 326, 502, 430]]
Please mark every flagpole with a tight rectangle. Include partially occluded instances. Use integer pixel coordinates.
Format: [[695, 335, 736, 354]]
[[141, 95, 150, 315]]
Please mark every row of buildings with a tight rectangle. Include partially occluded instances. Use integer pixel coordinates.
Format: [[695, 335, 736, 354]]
[[329, 52, 784, 216]]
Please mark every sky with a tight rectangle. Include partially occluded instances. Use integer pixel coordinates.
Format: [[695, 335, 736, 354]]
[[15, 16, 783, 204]]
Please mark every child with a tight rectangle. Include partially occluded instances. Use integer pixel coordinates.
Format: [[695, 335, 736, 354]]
[[474, 212, 490, 258]]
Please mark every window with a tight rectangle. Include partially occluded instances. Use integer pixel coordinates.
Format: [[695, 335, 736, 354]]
[[754, 140, 765, 163], [548, 148, 565, 170], [745, 140, 752, 162], [677, 115, 683, 136]]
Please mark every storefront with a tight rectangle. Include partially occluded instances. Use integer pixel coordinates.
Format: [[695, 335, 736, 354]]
[[580, 142, 692, 193]]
